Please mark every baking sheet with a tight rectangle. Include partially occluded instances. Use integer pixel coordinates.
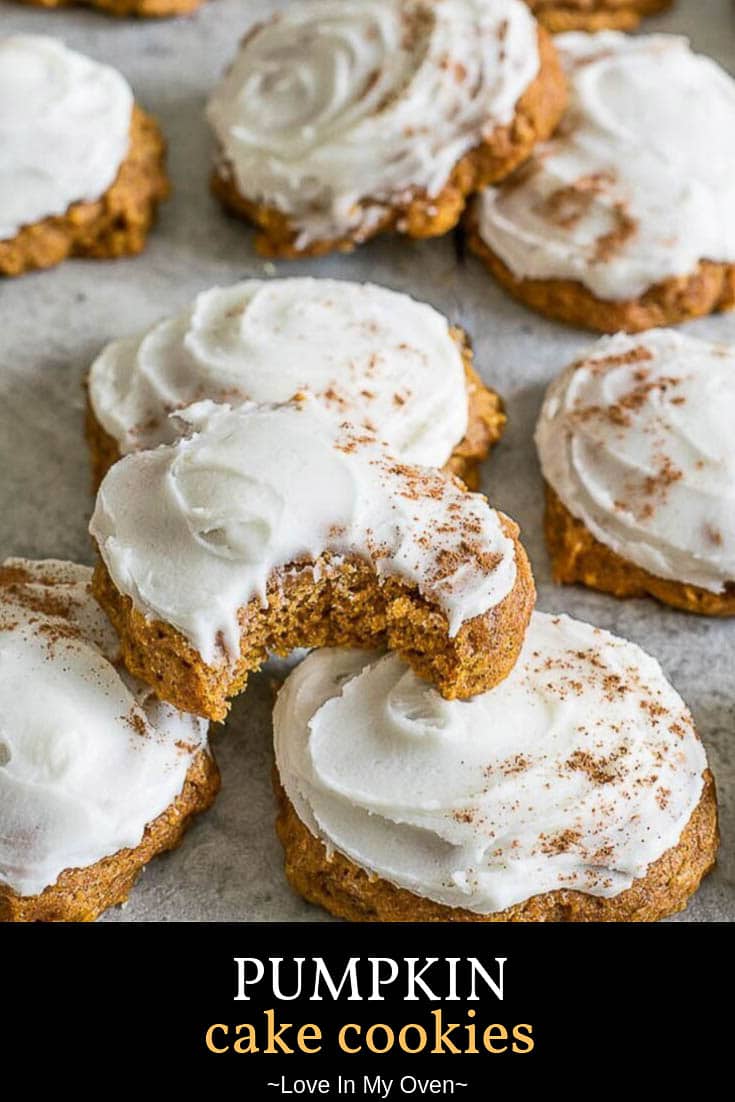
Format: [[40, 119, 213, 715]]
[[0, 0, 732, 922]]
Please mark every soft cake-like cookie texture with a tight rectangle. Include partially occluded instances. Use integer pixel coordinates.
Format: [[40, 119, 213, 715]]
[[86, 278, 505, 490], [274, 615, 717, 922], [536, 330, 735, 614], [16, 0, 203, 15], [207, 0, 566, 257], [525, 0, 671, 32], [468, 33, 735, 332], [0, 560, 218, 923], [90, 397, 535, 720], [0, 36, 169, 278]]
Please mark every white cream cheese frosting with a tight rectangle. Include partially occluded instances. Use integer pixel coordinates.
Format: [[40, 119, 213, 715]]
[[536, 329, 735, 593], [206, 0, 540, 246], [90, 396, 517, 666], [88, 278, 469, 466], [275, 614, 707, 913], [0, 560, 209, 898], [475, 32, 735, 300], [0, 35, 133, 241]]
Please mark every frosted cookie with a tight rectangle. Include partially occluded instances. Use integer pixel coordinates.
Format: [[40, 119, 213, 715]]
[[274, 614, 717, 923], [86, 278, 505, 490], [15, 0, 202, 14], [90, 396, 535, 721], [206, 0, 566, 258], [525, 0, 671, 32], [536, 330, 735, 615], [467, 33, 735, 333], [0, 559, 218, 923], [0, 36, 169, 278]]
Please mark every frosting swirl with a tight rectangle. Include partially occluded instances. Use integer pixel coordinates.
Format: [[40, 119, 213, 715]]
[[536, 329, 735, 593], [0, 35, 133, 241], [0, 560, 208, 897], [206, 0, 540, 246], [475, 33, 735, 299], [89, 278, 468, 466], [90, 396, 517, 665], [275, 614, 707, 913]]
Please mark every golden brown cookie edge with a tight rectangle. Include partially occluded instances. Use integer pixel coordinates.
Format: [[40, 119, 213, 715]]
[[528, 0, 672, 32], [0, 104, 170, 278], [274, 769, 718, 923], [210, 28, 567, 258], [16, 0, 202, 16], [544, 483, 735, 615], [0, 749, 220, 923], [466, 214, 735, 334], [91, 511, 534, 721]]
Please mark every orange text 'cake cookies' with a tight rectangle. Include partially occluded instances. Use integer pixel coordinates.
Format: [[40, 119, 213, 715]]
[[90, 396, 535, 720], [206, 0, 566, 258], [524, 0, 672, 32], [467, 32, 735, 332], [0, 560, 218, 923], [274, 614, 717, 923], [536, 330, 735, 614], [0, 36, 169, 278], [86, 278, 505, 491]]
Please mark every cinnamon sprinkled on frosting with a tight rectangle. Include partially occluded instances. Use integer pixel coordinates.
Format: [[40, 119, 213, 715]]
[[475, 32, 735, 300], [88, 279, 470, 469], [536, 330, 735, 593], [90, 396, 517, 665], [206, 0, 540, 247], [274, 613, 707, 913]]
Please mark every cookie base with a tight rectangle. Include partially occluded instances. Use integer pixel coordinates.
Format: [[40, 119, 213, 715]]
[[84, 327, 505, 491], [211, 28, 566, 258], [15, 0, 202, 16], [0, 105, 170, 278], [466, 227, 735, 334], [274, 770, 718, 923], [527, 0, 672, 32], [544, 484, 735, 615], [445, 332, 507, 491], [0, 750, 220, 922], [92, 518, 535, 721]]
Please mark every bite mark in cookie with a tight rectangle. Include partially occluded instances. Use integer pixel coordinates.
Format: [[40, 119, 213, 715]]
[[90, 397, 535, 719]]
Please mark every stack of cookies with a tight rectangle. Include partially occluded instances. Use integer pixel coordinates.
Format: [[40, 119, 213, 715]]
[[0, 0, 729, 923]]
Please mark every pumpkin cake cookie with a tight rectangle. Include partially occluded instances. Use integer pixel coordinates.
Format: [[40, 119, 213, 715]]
[[206, 0, 566, 258], [524, 0, 672, 32], [86, 278, 505, 490], [0, 559, 218, 923], [274, 614, 718, 923], [90, 396, 535, 721], [467, 33, 735, 333], [0, 35, 169, 278], [15, 0, 202, 15], [536, 330, 735, 615]]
